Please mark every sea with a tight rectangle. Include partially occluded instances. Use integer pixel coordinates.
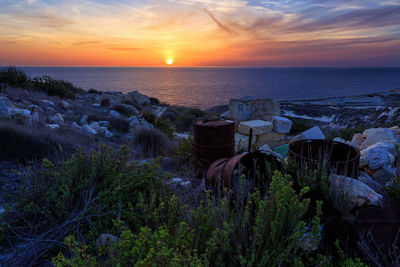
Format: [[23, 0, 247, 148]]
[[19, 67, 400, 109]]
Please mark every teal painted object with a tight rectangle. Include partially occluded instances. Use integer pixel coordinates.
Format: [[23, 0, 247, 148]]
[[273, 144, 289, 158]]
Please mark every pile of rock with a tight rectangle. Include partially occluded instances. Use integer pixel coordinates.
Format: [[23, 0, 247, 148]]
[[235, 116, 292, 152]]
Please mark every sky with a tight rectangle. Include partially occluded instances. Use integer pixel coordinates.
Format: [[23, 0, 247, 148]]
[[0, 0, 400, 66]]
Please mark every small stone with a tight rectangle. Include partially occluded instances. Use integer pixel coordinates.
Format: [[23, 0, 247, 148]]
[[46, 124, 60, 129], [49, 113, 64, 124], [39, 99, 55, 106], [71, 122, 81, 131], [109, 110, 124, 119], [238, 120, 273, 135], [172, 178, 183, 183], [80, 124, 97, 135], [92, 103, 101, 107], [61, 100, 72, 109], [272, 116, 292, 134], [80, 115, 88, 125]]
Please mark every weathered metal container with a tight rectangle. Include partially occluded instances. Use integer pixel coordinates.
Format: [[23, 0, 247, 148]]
[[193, 120, 235, 177], [206, 150, 285, 189], [288, 139, 360, 178]]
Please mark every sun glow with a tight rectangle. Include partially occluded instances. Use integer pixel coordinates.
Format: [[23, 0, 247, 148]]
[[166, 58, 174, 65]]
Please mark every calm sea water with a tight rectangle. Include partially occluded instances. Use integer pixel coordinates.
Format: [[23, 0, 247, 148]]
[[19, 67, 400, 109]]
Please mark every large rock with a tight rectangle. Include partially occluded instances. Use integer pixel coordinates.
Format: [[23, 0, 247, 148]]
[[329, 174, 383, 213], [229, 98, 280, 122], [0, 100, 11, 118], [112, 103, 140, 116], [235, 133, 253, 152], [358, 171, 385, 195], [360, 142, 397, 170], [256, 131, 285, 148], [238, 120, 273, 135], [128, 116, 153, 130], [291, 126, 325, 143], [272, 116, 292, 134], [109, 110, 124, 119], [390, 126, 400, 142], [127, 91, 150, 105], [372, 168, 395, 186], [80, 124, 97, 135], [361, 128, 397, 150], [49, 113, 64, 124]]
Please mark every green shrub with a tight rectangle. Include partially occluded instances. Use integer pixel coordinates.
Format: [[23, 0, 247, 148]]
[[289, 117, 314, 135], [51, 171, 328, 266], [154, 118, 175, 139], [176, 108, 207, 132], [0, 123, 73, 163], [132, 128, 169, 158], [142, 110, 156, 124], [31, 75, 84, 99], [2, 144, 170, 265], [88, 88, 102, 94], [0, 67, 30, 88], [112, 104, 137, 117], [327, 126, 367, 141], [109, 118, 130, 133], [150, 97, 160, 105]]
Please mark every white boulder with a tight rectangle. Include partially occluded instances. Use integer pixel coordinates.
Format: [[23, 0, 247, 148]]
[[229, 97, 280, 122], [49, 113, 64, 124], [127, 91, 150, 105], [361, 128, 397, 150], [360, 141, 398, 170], [291, 126, 325, 143], [80, 124, 97, 135], [238, 120, 273, 135], [272, 116, 292, 134], [71, 122, 81, 131], [329, 174, 383, 213]]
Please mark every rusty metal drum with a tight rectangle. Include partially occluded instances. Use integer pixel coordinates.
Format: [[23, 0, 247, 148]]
[[193, 120, 235, 178], [288, 139, 360, 178]]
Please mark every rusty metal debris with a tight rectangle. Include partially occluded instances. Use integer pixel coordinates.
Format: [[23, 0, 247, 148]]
[[288, 139, 360, 178], [193, 120, 235, 177], [205, 150, 285, 189]]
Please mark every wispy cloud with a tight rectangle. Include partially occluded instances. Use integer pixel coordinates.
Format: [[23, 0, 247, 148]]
[[0, 0, 399, 66]]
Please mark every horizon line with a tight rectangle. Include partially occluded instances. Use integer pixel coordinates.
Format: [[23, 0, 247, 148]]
[[3, 65, 400, 68]]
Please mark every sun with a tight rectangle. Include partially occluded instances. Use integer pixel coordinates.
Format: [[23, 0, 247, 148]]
[[166, 58, 174, 65]]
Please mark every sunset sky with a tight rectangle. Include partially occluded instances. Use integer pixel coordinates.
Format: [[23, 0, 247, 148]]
[[0, 0, 400, 66]]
